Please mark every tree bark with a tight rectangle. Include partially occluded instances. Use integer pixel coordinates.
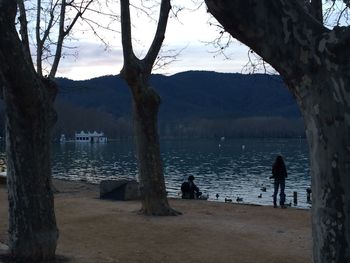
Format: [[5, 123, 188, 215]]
[[120, 65, 179, 216], [205, 0, 350, 262], [0, 1, 58, 261], [131, 81, 178, 215]]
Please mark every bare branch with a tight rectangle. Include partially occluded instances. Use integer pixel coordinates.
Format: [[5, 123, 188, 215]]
[[77, 15, 120, 34], [120, 0, 136, 66], [63, 0, 94, 36], [48, 0, 66, 78], [143, 0, 171, 72], [36, 0, 43, 76], [16, 0, 33, 66], [78, 17, 110, 47], [153, 45, 186, 72], [324, 0, 350, 27], [311, 0, 323, 24], [336, 6, 348, 25]]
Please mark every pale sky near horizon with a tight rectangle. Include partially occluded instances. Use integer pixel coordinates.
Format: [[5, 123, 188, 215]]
[[54, 2, 257, 81]]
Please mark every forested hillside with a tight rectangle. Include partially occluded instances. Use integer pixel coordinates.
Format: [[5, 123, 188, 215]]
[[54, 71, 304, 139]]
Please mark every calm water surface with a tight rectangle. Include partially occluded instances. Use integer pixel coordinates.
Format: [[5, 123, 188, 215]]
[[52, 138, 311, 208]]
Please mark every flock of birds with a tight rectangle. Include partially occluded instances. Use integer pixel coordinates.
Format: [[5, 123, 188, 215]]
[[217, 185, 294, 207], [218, 186, 269, 204]]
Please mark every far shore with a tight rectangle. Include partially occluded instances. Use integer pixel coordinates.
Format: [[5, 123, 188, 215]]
[[0, 179, 312, 263]]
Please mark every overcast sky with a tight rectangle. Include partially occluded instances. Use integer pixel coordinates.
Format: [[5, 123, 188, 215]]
[[55, 2, 254, 80]]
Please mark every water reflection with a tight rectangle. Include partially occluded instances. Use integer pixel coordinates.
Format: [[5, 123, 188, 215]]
[[53, 141, 138, 182]]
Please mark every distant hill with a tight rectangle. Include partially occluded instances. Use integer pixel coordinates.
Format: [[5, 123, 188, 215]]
[[54, 71, 304, 139]]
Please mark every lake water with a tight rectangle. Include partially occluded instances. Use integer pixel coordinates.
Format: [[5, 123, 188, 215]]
[[52, 138, 311, 209]]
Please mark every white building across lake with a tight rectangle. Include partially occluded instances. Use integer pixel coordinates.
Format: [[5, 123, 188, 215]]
[[75, 131, 108, 143]]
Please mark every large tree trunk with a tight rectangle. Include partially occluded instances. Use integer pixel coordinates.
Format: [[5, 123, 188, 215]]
[[205, 0, 350, 261], [132, 83, 178, 215], [0, 1, 58, 261], [300, 73, 350, 262], [121, 67, 179, 216], [5, 79, 59, 262]]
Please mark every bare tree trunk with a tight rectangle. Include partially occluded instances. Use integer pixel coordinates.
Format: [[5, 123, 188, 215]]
[[205, 0, 350, 261], [0, 1, 58, 261], [131, 83, 178, 215], [120, 65, 179, 216], [5, 79, 58, 262], [120, 0, 179, 215], [300, 75, 350, 263]]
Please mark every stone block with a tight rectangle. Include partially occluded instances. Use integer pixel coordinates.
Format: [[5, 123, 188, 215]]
[[100, 179, 140, 201]]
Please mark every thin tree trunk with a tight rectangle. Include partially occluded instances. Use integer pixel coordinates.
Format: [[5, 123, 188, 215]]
[[120, 0, 179, 216], [132, 84, 178, 215], [0, 1, 58, 261], [120, 69, 180, 216]]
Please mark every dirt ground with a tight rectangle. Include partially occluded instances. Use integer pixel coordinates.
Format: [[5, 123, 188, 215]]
[[0, 180, 312, 263]]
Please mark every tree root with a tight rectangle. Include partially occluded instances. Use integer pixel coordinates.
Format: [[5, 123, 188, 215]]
[[139, 205, 182, 216]]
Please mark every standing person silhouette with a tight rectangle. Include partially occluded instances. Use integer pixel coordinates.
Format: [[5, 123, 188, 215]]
[[271, 155, 288, 208]]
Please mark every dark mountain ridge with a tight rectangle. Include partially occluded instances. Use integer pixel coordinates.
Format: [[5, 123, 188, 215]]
[[57, 71, 299, 119], [55, 71, 303, 139]]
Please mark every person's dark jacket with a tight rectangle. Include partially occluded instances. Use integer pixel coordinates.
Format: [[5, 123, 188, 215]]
[[181, 181, 199, 199], [271, 162, 287, 180]]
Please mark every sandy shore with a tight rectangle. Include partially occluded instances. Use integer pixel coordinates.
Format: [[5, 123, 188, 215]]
[[0, 179, 312, 262]]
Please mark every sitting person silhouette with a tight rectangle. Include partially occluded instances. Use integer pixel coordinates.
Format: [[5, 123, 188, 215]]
[[181, 175, 202, 199]]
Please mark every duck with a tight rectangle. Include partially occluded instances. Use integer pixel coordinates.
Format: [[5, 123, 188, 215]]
[[236, 197, 243, 202], [260, 186, 267, 192], [216, 193, 219, 199], [258, 193, 262, 198], [224, 198, 232, 203]]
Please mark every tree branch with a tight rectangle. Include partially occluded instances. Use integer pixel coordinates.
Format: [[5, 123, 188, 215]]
[[204, 0, 328, 79], [41, 1, 59, 47], [48, 0, 66, 78], [143, 0, 171, 73], [16, 0, 33, 66], [36, 0, 43, 76], [311, 0, 323, 24], [64, 0, 94, 36], [120, 0, 136, 66]]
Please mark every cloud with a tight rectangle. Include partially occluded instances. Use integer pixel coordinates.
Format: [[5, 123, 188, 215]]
[[54, 2, 257, 80], [55, 3, 271, 81], [56, 40, 255, 80], [56, 41, 124, 80]]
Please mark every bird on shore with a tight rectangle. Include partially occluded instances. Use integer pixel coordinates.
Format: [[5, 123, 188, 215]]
[[258, 193, 262, 198], [216, 193, 219, 199], [225, 198, 232, 203], [236, 197, 243, 202]]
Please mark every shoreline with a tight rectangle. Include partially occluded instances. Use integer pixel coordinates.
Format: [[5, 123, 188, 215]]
[[0, 179, 312, 263]]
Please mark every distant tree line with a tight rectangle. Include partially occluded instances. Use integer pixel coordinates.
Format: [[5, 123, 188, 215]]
[[159, 117, 304, 139], [52, 100, 304, 140], [53, 100, 132, 140]]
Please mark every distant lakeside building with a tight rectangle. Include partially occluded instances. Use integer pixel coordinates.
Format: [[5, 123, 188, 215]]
[[60, 131, 108, 143]]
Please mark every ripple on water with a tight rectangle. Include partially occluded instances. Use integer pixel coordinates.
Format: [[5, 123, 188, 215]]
[[52, 139, 311, 208]]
